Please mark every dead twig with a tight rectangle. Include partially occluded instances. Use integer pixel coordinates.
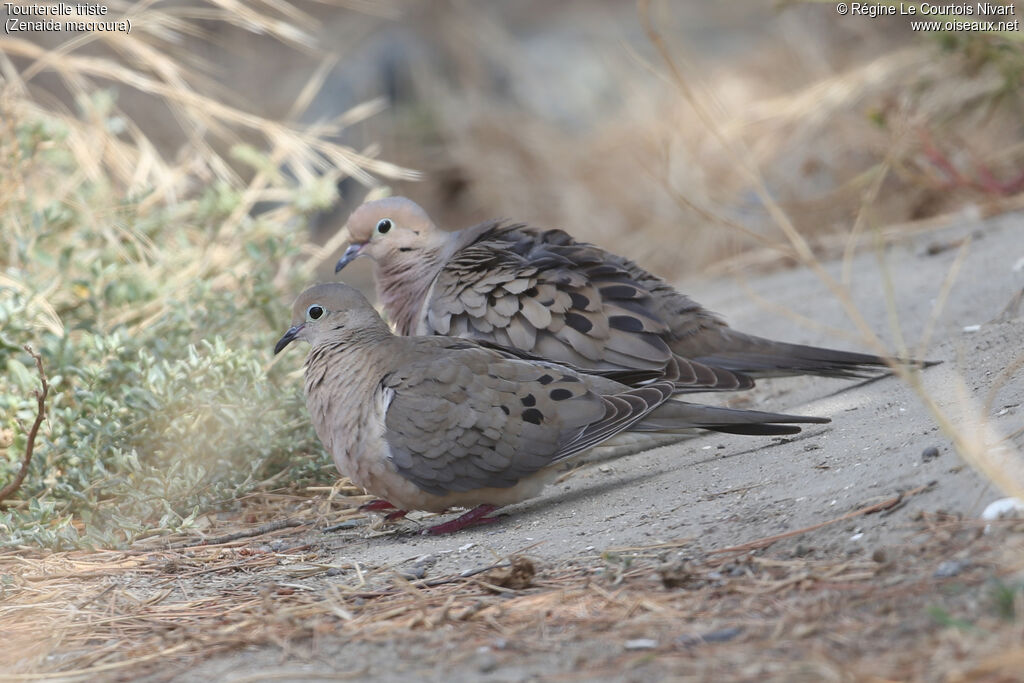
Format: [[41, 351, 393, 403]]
[[709, 481, 937, 556], [174, 518, 309, 548], [0, 345, 48, 504]]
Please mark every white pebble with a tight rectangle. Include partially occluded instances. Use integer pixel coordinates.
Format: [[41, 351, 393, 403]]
[[981, 497, 1024, 521], [624, 639, 659, 650]]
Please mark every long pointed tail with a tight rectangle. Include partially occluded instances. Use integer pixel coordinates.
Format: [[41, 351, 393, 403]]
[[637, 400, 831, 436], [685, 331, 933, 380]]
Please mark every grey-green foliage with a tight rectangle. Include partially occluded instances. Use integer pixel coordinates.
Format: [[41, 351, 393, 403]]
[[0, 104, 334, 549]]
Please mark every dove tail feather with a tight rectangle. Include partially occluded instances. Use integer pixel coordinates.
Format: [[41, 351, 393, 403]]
[[635, 401, 830, 436], [686, 332, 932, 379]]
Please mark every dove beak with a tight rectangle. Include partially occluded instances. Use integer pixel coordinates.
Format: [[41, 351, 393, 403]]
[[274, 324, 304, 355], [335, 241, 365, 273]]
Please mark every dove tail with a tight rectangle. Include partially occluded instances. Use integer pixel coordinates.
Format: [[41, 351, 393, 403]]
[[685, 331, 934, 380], [636, 401, 831, 436]]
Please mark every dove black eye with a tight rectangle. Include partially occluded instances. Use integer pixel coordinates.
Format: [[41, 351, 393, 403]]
[[376, 218, 392, 234], [307, 305, 324, 320]]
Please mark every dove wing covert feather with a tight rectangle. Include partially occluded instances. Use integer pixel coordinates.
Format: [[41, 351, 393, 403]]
[[424, 224, 749, 391], [381, 342, 673, 497]]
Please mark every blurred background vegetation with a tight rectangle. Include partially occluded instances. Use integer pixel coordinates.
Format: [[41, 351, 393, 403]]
[[1, 0, 1021, 548]]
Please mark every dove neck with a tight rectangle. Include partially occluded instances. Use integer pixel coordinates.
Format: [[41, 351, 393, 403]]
[[303, 333, 395, 416], [375, 243, 449, 335], [303, 336, 396, 475]]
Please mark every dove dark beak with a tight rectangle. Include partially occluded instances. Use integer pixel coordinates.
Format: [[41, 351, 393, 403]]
[[335, 242, 365, 273], [274, 325, 304, 355]]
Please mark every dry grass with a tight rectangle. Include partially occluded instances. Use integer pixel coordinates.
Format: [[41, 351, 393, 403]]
[[2, 493, 1022, 681]]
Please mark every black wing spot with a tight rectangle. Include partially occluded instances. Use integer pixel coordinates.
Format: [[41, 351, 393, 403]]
[[600, 284, 639, 299], [538, 374, 554, 385], [520, 394, 537, 407], [500, 405, 510, 415], [564, 312, 594, 334], [609, 315, 644, 332], [550, 388, 573, 401], [522, 408, 544, 425], [568, 291, 590, 309]]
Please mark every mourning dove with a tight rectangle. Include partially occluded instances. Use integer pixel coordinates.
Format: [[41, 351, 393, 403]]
[[275, 283, 830, 534], [334, 197, 903, 384]]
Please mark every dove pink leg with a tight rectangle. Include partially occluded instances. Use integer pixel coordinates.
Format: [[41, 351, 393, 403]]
[[358, 499, 409, 521], [423, 504, 503, 535], [359, 499, 399, 511]]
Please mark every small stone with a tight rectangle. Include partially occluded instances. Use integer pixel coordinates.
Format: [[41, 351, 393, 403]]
[[624, 639, 659, 650], [325, 567, 343, 577], [398, 566, 426, 580], [871, 549, 886, 563], [414, 554, 438, 568], [934, 560, 969, 578], [476, 647, 498, 673], [921, 446, 940, 462], [981, 497, 1024, 521], [677, 626, 743, 646]]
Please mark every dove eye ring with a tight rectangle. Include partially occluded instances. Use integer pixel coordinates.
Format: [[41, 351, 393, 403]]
[[376, 218, 392, 234], [307, 304, 324, 320]]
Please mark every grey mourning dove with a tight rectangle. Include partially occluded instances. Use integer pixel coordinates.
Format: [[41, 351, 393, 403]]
[[334, 197, 904, 388], [275, 283, 829, 534]]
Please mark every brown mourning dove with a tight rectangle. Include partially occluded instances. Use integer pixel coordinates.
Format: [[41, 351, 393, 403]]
[[275, 283, 830, 534], [334, 197, 903, 385]]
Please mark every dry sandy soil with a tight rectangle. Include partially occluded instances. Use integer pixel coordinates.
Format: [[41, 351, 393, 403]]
[[4, 208, 1024, 682]]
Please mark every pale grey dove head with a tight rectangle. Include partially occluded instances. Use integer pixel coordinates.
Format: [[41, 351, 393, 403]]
[[334, 197, 457, 335], [274, 282, 390, 354], [334, 196, 446, 271]]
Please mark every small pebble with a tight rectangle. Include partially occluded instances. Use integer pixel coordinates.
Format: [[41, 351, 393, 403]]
[[475, 647, 498, 673], [398, 566, 426, 580], [414, 554, 438, 567], [934, 559, 969, 578], [677, 626, 743, 646], [624, 639, 659, 651], [871, 549, 886, 563], [325, 567, 343, 577], [981, 497, 1024, 521], [921, 446, 940, 462]]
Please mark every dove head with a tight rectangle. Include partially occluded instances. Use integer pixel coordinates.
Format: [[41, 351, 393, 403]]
[[335, 197, 453, 335], [335, 197, 445, 273], [274, 282, 391, 355]]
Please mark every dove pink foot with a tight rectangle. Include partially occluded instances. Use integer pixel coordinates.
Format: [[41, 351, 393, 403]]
[[359, 499, 399, 512], [358, 499, 409, 521], [423, 504, 503, 535]]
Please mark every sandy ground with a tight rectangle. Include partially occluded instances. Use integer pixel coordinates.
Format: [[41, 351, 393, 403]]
[[146, 209, 1023, 682]]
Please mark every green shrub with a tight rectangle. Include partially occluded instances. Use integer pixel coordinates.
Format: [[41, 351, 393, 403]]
[[0, 101, 338, 549]]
